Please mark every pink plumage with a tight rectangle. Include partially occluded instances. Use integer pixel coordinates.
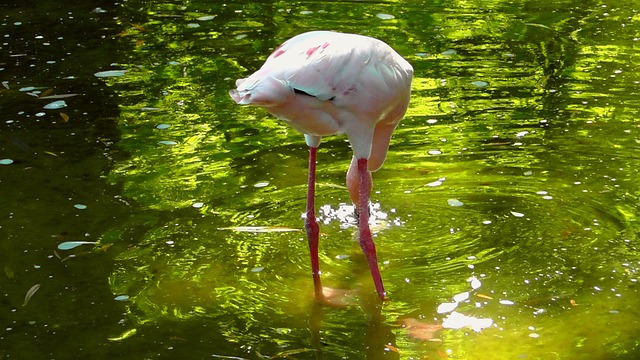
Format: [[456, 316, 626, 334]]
[[230, 31, 413, 301]]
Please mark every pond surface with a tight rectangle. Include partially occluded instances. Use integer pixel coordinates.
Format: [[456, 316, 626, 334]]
[[1, 0, 639, 359]]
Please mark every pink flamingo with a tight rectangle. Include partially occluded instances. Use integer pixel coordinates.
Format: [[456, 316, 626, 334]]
[[229, 31, 413, 301]]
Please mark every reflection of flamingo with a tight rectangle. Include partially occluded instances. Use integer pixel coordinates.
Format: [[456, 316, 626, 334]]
[[230, 31, 413, 301]]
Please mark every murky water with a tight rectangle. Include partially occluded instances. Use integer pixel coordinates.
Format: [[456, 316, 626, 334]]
[[1, 0, 639, 359]]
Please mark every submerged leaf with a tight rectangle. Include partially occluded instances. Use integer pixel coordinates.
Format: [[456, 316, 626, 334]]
[[4, 265, 14, 279], [23, 284, 41, 306], [57, 241, 97, 250], [525, 22, 552, 30], [40, 88, 53, 97], [400, 318, 444, 341], [384, 344, 400, 353], [108, 328, 137, 341]]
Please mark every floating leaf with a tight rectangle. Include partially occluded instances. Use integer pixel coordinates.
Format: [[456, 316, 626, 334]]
[[437, 302, 459, 314], [23, 284, 41, 306], [197, 15, 216, 21], [376, 13, 395, 20], [57, 241, 97, 250], [442, 311, 493, 332], [218, 226, 299, 233], [38, 93, 80, 99], [43, 100, 67, 110], [469, 276, 482, 289], [94, 70, 127, 78], [476, 293, 494, 300], [447, 199, 464, 207], [453, 292, 470, 302], [60, 112, 69, 123]]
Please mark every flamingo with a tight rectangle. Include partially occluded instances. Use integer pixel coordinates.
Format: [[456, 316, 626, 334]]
[[229, 31, 413, 301]]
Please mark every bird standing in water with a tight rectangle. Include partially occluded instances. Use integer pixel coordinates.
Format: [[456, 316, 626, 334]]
[[229, 31, 413, 301]]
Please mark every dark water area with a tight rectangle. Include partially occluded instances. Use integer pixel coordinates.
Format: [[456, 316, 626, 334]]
[[1, 0, 639, 359]]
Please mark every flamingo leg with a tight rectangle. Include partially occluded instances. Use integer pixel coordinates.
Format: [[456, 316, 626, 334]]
[[305, 146, 323, 301], [357, 158, 386, 300]]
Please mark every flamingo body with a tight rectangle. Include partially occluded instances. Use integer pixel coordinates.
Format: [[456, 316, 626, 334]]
[[230, 31, 413, 300]]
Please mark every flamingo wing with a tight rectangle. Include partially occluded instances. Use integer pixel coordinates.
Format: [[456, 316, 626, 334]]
[[231, 31, 412, 112]]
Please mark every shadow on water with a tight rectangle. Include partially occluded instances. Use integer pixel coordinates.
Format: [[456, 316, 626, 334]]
[[0, 0, 135, 358], [1, 0, 639, 359]]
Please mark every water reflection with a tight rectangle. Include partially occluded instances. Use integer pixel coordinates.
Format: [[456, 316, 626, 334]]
[[104, 0, 640, 356], [2, 0, 640, 359]]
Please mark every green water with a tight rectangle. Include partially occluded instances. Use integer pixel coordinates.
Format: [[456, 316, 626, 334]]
[[1, 0, 638, 359]]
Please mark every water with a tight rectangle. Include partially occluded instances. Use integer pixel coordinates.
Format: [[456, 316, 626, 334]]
[[1, 0, 639, 359]]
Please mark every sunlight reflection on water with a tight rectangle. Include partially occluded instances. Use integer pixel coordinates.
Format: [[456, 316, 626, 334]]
[[316, 202, 404, 230], [3, 0, 638, 359]]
